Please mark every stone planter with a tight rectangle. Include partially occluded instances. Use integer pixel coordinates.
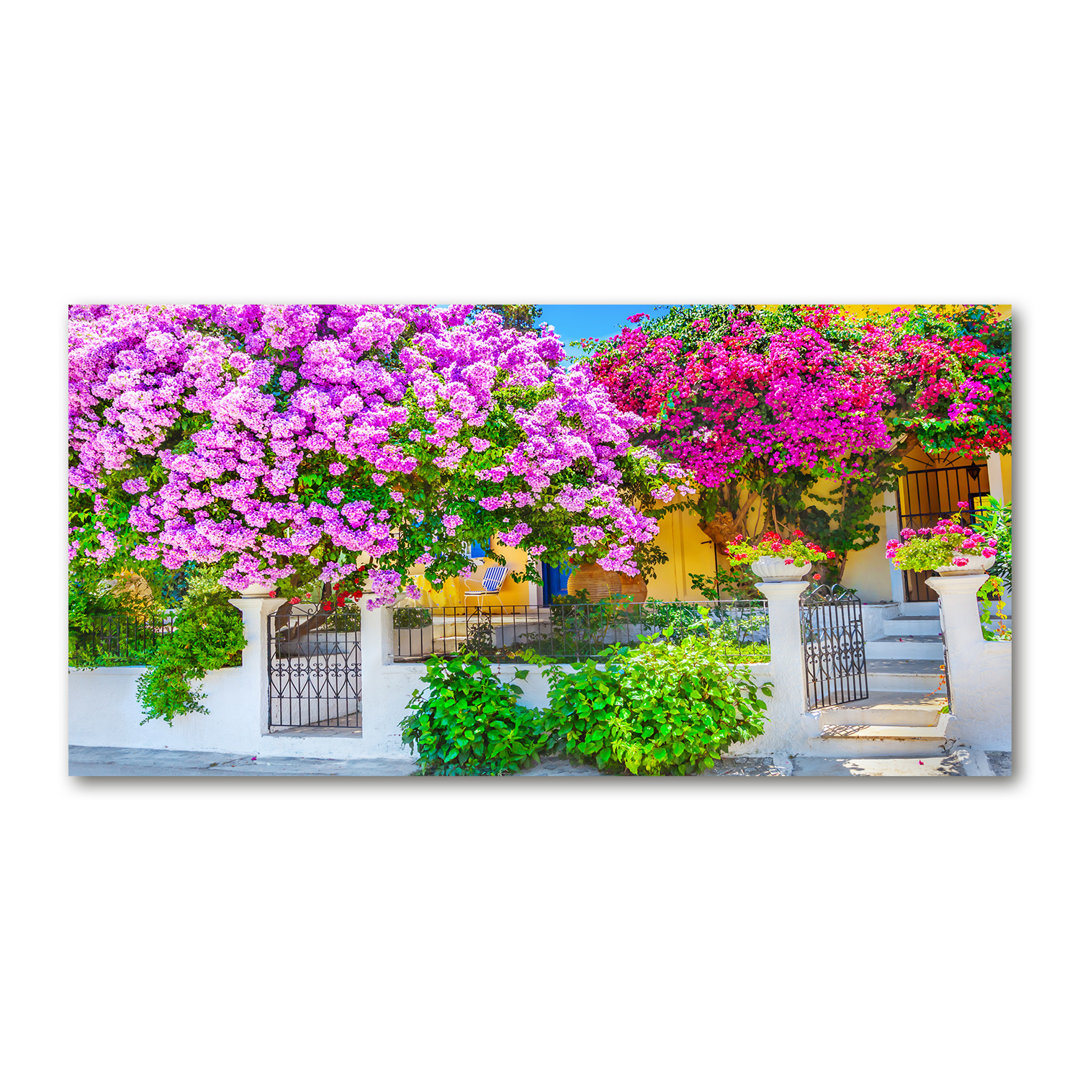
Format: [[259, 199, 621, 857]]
[[750, 557, 811, 582], [237, 584, 275, 598], [934, 554, 995, 576]]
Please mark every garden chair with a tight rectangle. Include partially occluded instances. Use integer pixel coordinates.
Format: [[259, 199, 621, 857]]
[[463, 565, 509, 609]]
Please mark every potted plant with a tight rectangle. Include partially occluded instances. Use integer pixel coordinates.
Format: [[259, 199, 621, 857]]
[[727, 530, 836, 582], [393, 605, 435, 657], [885, 502, 998, 576]]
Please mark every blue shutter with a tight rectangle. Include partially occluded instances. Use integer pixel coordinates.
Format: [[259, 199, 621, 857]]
[[541, 560, 573, 605]]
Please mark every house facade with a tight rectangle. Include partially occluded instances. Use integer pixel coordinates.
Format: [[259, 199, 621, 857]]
[[416, 446, 1012, 608]]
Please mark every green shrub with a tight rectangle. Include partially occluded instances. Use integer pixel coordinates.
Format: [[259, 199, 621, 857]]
[[400, 653, 552, 775], [393, 606, 433, 629], [135, 570, 246, 725], [540, 630, 773, 775]]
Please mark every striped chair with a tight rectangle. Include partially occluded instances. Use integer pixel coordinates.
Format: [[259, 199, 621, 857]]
[[463, 565, 509, 609]]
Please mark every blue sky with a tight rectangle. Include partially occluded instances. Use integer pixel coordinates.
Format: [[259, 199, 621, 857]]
[[539, 304, 671, 358]]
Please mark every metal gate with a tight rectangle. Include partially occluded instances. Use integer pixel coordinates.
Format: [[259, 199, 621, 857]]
[[898, 462, 989, 602], [800, 584, 869, 709], [267, 608, 362, 731]]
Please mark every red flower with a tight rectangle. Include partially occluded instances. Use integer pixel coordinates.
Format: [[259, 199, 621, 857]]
[[826, 550, 836, 559], [289, 596, 299, 604], [269, 590, 276, 598], [813, 573, 821, 580], [322, 603, 332, 612]]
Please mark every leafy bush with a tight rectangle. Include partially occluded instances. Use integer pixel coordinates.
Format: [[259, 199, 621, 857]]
[[393, 606, 433, 629], [135, 569, 246, 725], [638, 599, 769, 659], [974, 498, 1011, 592], [540, 630, 773, 775], [68, 563, 174, 667], [401, 653, 552, 775]]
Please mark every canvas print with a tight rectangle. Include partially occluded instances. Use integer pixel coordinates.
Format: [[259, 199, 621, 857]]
[[68, 304, 1012, 777]]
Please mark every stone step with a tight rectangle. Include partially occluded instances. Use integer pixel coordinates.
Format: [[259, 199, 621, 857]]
[[881, 615, 941, 637], [813, 714, 951, 757], [866, 658, 946, 693], [818, 691, 947, 726], [900, 601, 940, 617], [865, 637, 945, 660]]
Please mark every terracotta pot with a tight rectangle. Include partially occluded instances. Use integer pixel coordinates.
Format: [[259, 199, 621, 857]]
[[749, 556, 811, 582], [566, 563, 648, 604], [934, 554, 995, 576]]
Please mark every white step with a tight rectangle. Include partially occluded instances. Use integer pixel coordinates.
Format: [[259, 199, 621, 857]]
[[900, 601, 940, 617], [818, 691, 948, 726], [882, 615, 941, 638], [866, 659, 945, 693], [865, 637, 945, 660], [812, 714, 951, 757]]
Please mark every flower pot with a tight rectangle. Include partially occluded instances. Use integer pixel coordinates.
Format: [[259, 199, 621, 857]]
[[934, 554, 996, 576], [750, 557, 811, 582], [566, 563, 647, 604], [237, 584, 274, 598]]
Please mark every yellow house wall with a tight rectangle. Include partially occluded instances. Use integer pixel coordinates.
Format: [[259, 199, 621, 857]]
[[646, 508, 718, 601], [1000, 452, 1012, 501], [839, 494, 892, 601]]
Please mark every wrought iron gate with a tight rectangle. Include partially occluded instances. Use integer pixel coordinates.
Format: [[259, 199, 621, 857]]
[[267, 608, 362, 730], [898, 462, 989, 602], [800, 584, 869, 709]]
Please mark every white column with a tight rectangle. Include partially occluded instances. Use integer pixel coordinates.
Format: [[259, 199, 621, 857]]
[[883, 490, 906, 603], [753, 579, 811, 753], [925, 573, 1011, 749], [986, 453, 1005, 504], [358, 594, 415, 757], [227, 596, 283, 736]]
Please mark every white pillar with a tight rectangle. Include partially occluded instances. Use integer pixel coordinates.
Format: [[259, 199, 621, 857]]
[[227, 596, 283, 736], [883, 491, 906, 604], [925, 573, 1011, 750], [986, 452, 1005, 504], [358, 594, 415, 758], [752, 579, 812, 753]]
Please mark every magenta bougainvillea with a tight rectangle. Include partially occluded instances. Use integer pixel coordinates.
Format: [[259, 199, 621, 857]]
[[579, 304, 1011, 570], [584, 305, 1011, 488], [69, 305, 691, 604]]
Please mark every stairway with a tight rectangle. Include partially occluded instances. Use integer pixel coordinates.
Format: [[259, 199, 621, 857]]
[[810, 601, 951, 757]]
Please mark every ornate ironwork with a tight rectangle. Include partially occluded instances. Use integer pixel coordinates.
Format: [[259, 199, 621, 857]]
[[897, 463, 990, 602], [800, 584, 869, 709], [267, 608, 362, 730]]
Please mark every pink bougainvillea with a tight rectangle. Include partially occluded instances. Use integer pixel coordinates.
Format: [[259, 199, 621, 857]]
[[69, 305, 691, 602]]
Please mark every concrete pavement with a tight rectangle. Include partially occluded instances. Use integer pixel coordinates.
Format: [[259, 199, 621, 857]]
[[70, 744, 1008, 777]]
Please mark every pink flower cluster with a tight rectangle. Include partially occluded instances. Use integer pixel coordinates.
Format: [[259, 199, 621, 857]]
[[69, 305, 688, 599]]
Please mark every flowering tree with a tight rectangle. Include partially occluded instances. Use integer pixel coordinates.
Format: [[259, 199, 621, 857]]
[[580, 304, 1011, 583], [69, 305, 691, 609]]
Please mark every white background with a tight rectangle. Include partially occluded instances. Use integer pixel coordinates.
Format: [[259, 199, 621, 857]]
[[2, 2, 1076, 1077]]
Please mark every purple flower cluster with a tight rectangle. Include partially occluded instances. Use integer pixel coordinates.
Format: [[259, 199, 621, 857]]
[[69, 305, 687, 599]]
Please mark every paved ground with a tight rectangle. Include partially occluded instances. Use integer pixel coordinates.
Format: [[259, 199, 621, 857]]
[[70, 745, 1006, 777]]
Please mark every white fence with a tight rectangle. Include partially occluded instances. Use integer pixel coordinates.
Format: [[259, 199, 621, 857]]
[[68, 579, 1011, 760]]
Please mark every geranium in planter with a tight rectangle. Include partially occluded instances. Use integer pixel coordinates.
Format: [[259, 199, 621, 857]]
[[885, 502, 998, 576], [727, 530, 836, 582]]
